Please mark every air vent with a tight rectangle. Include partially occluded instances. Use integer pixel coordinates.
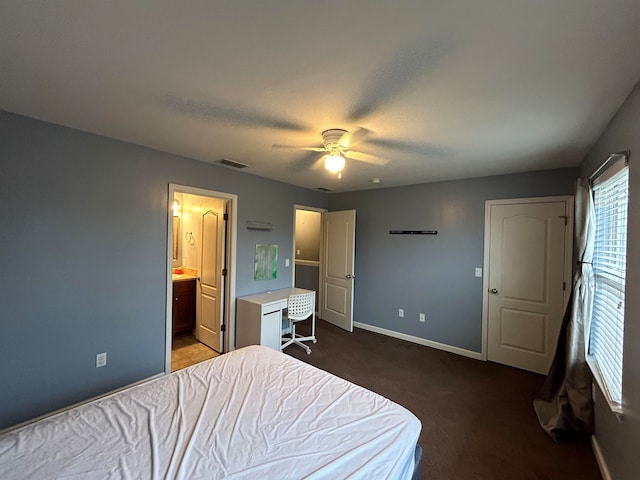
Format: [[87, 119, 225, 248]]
[[217, 158, 249, 169], [316, 187, 331, 192]]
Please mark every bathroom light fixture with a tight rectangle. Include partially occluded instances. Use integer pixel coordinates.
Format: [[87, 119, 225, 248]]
[[172, 199, 180, 216]]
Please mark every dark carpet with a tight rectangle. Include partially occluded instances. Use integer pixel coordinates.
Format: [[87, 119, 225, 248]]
[[285, 320, 601, 480]]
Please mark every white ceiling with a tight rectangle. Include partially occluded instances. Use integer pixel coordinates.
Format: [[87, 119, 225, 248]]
[[2, 1, 639, 192]]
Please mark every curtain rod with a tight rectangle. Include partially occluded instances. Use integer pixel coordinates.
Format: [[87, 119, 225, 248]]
[[589, 150, 630, 181]]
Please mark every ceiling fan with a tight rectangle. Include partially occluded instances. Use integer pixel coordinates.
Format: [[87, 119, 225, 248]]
[[273, 127, 388, 178]]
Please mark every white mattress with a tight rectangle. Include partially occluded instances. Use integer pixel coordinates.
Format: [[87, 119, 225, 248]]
[[0, 345, 421, 479]]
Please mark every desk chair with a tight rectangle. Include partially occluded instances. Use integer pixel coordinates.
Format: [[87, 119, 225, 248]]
[[281, 292, 316, 354]]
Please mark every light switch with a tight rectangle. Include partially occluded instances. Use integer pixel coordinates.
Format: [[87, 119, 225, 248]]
[[475, 267, 482, 278], [285, 258, 290, 267], [96, 352, 107, 368]]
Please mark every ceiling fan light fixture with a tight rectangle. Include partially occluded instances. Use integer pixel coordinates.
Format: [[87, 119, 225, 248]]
[[324, 154, 345, 174]]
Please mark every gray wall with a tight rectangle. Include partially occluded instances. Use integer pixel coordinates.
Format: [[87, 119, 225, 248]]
[[328, 169, 577, 352], [296, 265, 320, 294], [0, 111, 327, 429], [295, 264, 320, 300], [579, 82, 640, 480]]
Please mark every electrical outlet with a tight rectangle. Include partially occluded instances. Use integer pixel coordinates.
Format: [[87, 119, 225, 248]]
[[96, 352, 107, 368], [419, 313, 426, 322], [398, 308, 404, 318]]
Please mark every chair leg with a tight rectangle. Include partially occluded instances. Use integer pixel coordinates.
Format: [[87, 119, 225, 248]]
[[311, 311, 317, 344], [292, 338, 311, 354], [287, 322, 312, 354], [281, 319, 295, 351]]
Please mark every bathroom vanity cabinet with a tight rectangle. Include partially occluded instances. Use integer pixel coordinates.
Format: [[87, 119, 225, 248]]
[[172, 278, 196, 334]]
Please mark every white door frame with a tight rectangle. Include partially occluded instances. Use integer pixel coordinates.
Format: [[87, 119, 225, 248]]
[[166, 184, 238, 373], [292, 204, 327, 291], [481, 195, 573, 361]]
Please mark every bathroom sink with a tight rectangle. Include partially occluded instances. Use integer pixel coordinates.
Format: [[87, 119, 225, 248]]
[[172, 273, 197, 282]]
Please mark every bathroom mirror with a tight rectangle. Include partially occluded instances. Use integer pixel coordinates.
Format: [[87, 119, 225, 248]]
[[172, 216, 181, 267]]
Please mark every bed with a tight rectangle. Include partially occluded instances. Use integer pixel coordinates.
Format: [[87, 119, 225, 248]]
[[0, 345, 421, 479]]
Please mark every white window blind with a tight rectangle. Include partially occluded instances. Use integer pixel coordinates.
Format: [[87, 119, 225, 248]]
[[588, 160, 628, 407]]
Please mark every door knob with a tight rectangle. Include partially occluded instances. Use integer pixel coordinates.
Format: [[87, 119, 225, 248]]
[[490, 288, 498, 294], [345, 274, 355, 279]]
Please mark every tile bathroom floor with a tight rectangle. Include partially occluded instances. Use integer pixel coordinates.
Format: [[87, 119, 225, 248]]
[[171, 332, 218, 372]]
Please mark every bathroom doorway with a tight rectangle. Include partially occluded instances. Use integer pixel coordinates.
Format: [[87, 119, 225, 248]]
[[166, 185, 237, 373]]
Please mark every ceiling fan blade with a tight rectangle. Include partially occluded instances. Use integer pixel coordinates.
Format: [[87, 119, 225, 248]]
[[273, 144, 326, 152], [366, 138, 453, 157], [289, 151, 325, 172], [344, 150, 388, 165], [346, 39, 452, 121], [312, 155, 327, 170], [163, 94, 309, 131], [337, 127, 371, 149]]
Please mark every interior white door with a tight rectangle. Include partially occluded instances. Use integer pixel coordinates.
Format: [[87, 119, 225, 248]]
[[486, 200, 570, 374], [197, 199, 226, 352], [320, 210, 356, 332]]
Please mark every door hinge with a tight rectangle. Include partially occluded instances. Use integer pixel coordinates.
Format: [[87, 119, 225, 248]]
[[563, 281, 566, 291], [221, 324, 226, 332], [224, 213, 229, 221], [222, 268, 227, 276], [559, 215, 568, 226]]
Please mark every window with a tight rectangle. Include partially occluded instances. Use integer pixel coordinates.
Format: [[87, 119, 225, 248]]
[[588, 158, 629, 411]]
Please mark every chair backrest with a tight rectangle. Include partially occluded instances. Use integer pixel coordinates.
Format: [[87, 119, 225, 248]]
[[287, 292, 315, 321]]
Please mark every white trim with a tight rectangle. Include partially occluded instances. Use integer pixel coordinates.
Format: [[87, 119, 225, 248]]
[[293, 204, 327, 213], [0, 373, 164, 436], [564, 196, 575, 312], [481, 200, 491, 360], [591, 435, 613, 480], [295, 259, 320, 267], [166, 184, 238, 374], [354, 322, 482, 360], [587, 355, 625, 416], [481, 195, 574, 362]]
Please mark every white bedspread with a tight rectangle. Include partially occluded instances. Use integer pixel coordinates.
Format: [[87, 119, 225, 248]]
[[0, 345, 421, 479]]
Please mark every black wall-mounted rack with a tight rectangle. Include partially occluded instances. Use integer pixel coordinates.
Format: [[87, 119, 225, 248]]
[[389, 230, 438, 235]]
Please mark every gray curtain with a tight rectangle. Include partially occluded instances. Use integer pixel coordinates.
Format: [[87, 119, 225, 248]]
[[533, 178, 595, 441]]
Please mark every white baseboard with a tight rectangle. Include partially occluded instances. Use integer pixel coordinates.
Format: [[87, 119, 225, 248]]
[[591, 435, 612, 480], [353, 322, 483, 360]]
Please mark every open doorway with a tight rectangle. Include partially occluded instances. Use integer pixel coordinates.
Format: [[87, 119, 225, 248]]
[[293, 205, 357, 332], [293, 206, 325, 314], [166, 185, 237, 373]]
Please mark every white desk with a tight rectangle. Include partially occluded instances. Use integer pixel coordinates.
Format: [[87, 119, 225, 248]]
[[236, 287, 315, 351]]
